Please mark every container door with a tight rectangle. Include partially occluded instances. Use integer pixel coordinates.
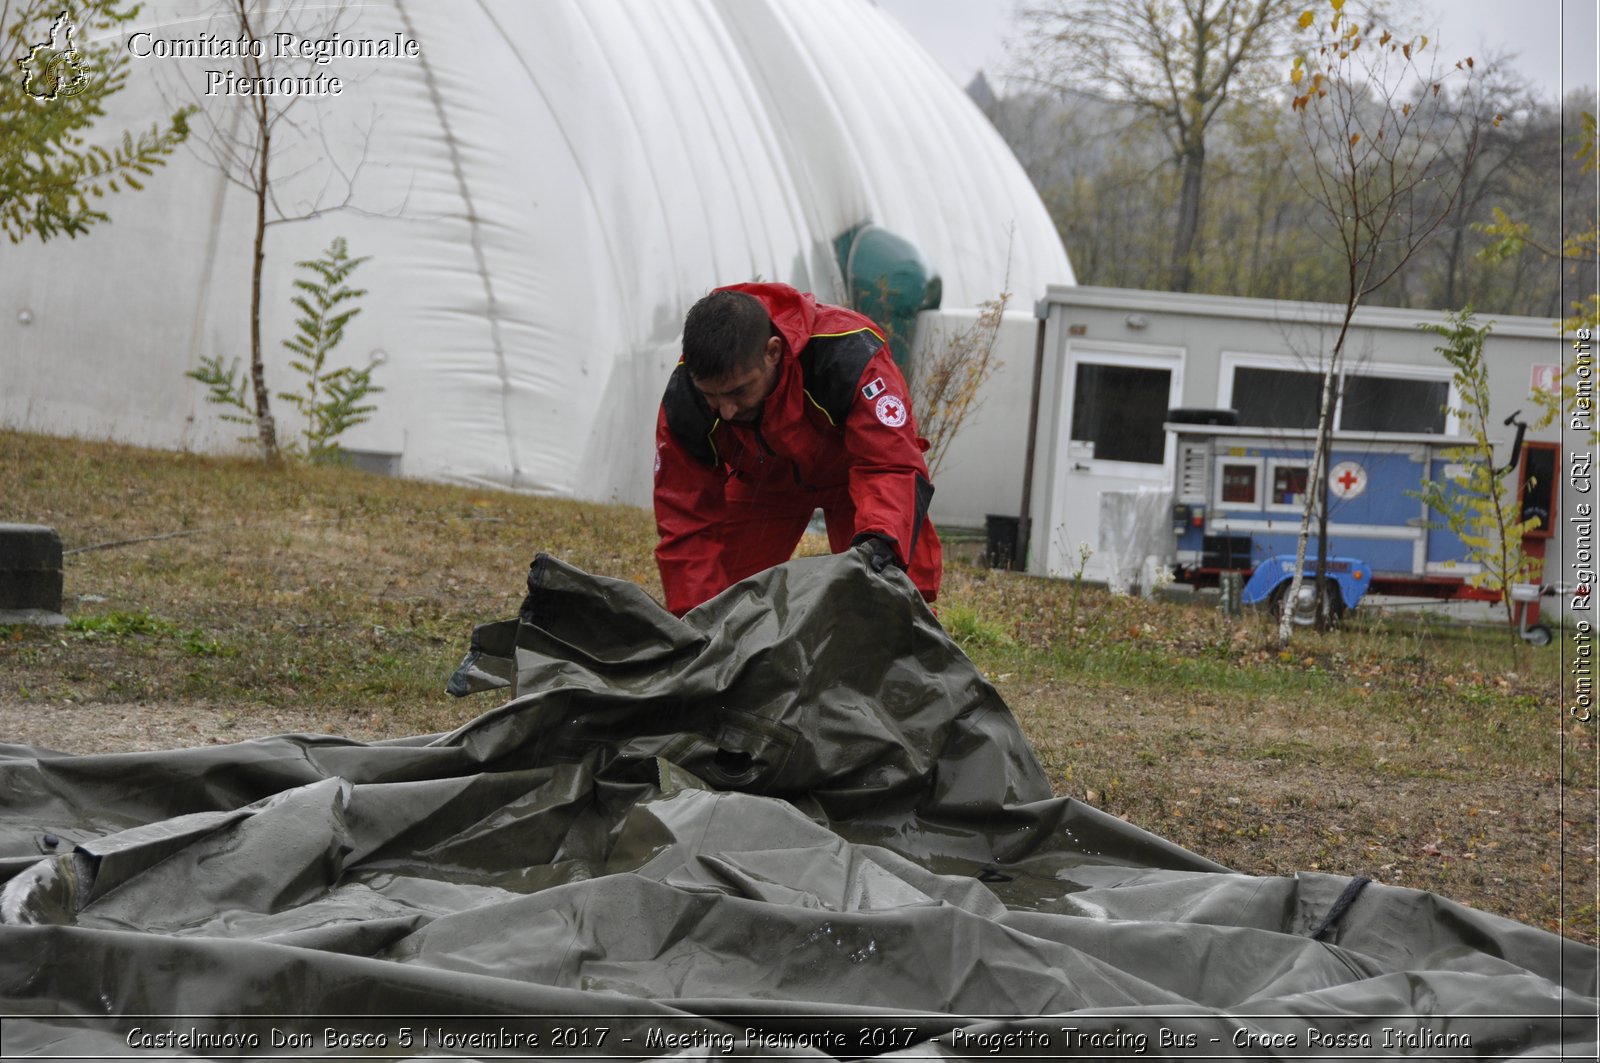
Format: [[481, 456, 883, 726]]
[[1046, 343, 1184, 581]]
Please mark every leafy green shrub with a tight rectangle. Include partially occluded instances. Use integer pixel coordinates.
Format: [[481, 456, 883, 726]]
[[188, 236, 382, 459], [277, 237, 382, 459]]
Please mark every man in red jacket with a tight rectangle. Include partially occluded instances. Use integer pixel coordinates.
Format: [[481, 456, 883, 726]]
[[653, 282, 942, 616]]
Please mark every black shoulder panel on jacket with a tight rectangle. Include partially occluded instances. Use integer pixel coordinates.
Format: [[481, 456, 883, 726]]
[[662, 364, 719, 466], [799, 328, 884, 427]]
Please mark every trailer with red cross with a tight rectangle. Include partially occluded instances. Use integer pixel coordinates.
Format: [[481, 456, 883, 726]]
[[1164, 412, 1558, 643]]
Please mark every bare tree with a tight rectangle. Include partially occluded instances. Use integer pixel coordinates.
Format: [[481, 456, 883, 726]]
[[1424, 58, 1542, 309], [1276, 0, 1488, 643], [169, 0, 383, 462], [911, 290, 1010, 477], [1015, 0, 1299, 291]]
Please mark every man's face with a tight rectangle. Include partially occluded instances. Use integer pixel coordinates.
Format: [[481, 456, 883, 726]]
[[693, 337, 782, 424]]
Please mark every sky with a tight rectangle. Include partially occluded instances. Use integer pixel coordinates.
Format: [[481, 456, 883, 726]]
[[876, 0, 1599, 104]]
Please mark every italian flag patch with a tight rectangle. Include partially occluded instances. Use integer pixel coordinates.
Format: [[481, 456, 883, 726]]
[[861, 376, 886, 400]]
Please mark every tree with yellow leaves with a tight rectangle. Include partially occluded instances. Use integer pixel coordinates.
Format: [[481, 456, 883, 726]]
[[1276, 0, 1492, 642], [1413, 312, 1543, 646]]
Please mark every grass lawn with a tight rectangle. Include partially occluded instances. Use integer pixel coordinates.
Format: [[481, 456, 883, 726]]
[[1, 430, 1593, 943]]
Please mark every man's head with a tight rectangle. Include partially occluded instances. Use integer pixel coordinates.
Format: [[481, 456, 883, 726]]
[[682, 290, 782, 423]]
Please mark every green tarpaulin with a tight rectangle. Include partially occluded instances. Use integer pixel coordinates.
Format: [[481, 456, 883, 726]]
[[2, 552, 1594, 1058]]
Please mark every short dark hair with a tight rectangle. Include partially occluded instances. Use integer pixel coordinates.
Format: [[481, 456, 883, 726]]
[[682, 290, 773, 380]]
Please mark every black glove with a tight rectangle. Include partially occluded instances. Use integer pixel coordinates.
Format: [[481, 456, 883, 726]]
[[853, 534, 900, 574]]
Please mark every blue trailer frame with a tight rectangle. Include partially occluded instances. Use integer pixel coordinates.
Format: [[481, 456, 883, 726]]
[[1241, 555, 1373, 612]]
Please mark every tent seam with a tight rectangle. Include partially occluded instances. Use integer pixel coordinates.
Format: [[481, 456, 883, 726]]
[[568, 0, 678, 329], [712, 0, 860, 285], [399, 0, 522, 485], [475, 1, 632, 356], [632, 2, 741, 282]]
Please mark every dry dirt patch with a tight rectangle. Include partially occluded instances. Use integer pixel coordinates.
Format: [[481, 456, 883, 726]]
[[0, 698, 392, 754]]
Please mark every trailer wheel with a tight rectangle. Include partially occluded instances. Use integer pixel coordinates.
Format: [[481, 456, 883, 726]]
[[1268, 580, 1346, 627], [1522, 623, 1553, 647]]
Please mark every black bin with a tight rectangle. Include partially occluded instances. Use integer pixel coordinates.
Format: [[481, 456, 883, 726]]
[[983, 514, 1029, 571], [0, 524, 64, 612]]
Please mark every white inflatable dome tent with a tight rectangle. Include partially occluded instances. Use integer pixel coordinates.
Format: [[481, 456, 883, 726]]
[[1, 0, 1073, 508]]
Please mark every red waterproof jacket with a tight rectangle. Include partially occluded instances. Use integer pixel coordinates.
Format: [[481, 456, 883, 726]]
[[654, 283, 941, 615]]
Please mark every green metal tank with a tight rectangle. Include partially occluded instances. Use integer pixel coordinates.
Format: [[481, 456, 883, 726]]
[[834, 223, 942, 372]]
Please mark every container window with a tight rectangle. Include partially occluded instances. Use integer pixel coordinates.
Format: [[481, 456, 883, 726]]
[[1229, 365, 1450, 434], [1271, 464, 1309, 507], [1070, 362, 1172, 464], [1231, 367, 1321, 428], [1342, 375, 1448, 433], [1219, 462, 1260, 506]]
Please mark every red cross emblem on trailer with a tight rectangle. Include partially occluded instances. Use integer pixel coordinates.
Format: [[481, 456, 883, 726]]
[[1329, 460, 1367, 500]]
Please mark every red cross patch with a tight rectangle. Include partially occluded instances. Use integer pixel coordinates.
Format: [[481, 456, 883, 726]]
[[874, 394, 907, 428]]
